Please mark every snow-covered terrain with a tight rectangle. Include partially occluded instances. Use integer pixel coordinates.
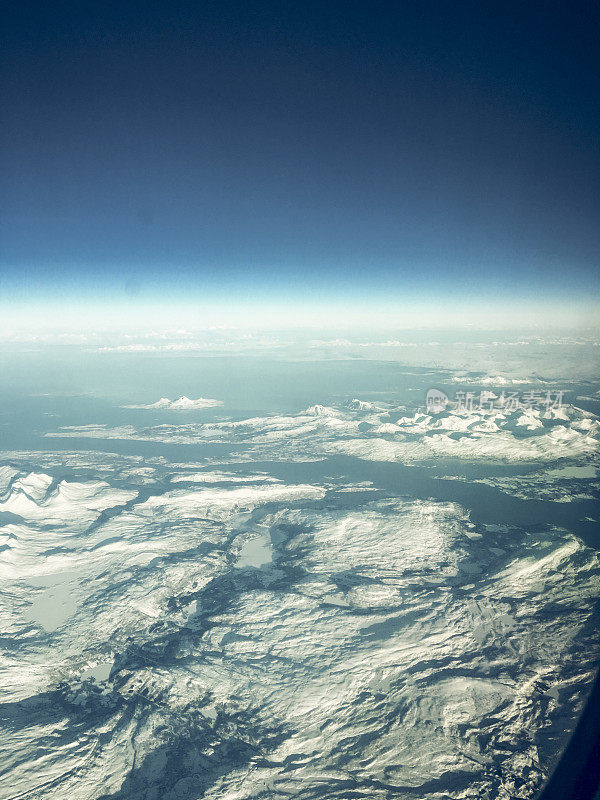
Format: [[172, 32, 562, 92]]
[[1, 337, 599, 800], [0, 453, 598, 800]]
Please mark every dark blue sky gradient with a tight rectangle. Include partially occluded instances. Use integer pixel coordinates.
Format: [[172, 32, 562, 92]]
[[1, 1, 599, 306]]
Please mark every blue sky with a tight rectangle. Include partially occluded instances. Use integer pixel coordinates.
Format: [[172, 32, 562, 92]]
[[1, 1, 598, 327]]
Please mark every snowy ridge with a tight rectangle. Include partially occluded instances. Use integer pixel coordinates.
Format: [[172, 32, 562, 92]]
[[47, 400, 600, 464]]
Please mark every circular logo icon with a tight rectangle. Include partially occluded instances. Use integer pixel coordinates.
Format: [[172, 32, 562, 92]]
[[426, 388, 449, 414]]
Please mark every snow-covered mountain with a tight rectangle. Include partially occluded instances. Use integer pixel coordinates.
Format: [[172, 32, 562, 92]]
[[125, 395, 223, 410]]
